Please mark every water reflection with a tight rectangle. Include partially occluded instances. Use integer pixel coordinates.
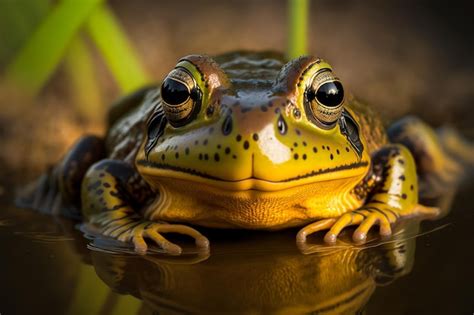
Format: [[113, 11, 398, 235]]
[[89, 222, 421, 314], [0, 182, 467, 314]]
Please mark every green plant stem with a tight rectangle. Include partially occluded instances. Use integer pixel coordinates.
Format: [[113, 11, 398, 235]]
[[86, 4, 150, 93], [4, 0, 104, 95], [287, 0, 309, 59], [63, 35, 103, 121]]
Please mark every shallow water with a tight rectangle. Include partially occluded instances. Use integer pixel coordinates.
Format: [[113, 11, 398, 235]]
[[1, 180, 473, 314]]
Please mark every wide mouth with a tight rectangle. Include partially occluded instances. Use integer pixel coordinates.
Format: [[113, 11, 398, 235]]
[[136, 159, 369, 192]]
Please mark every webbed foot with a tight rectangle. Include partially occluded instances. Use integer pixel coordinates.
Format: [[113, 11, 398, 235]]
[[296, 204, 439, 245], [128, 222, 210, 255], [91, 211, 210, 255]]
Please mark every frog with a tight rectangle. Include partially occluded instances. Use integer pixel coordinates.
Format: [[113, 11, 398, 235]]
[[20, 51, 463, 255]]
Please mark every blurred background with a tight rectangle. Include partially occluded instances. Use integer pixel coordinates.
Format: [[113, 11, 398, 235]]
[[1, 0, 473, 191]]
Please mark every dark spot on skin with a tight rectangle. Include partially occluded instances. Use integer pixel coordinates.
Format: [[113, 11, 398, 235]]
[[296, 129, 301, 136], [294, 153, 299, 160], [206, 106, 214, 117], [99, 173, 105, 178], [294, 142, 298, 147], [327, 146, 331, 151], [185, 147, 190, 155], [161, 154, 165, 161], [214, 153, 220, 162], [217, 144, 221, 149], [302, 141, 307, 146], [401, 193, 407, 199], [313, 147, 318, 153], [209, 127, 214, 134], [293, 108, 301, 119], [291, 148, 294, 152], [336, 149, 340, 155], [277, 115, 287, 135], [236, 134, 242, 142], [232, 155, 237, 159], [260, 105, 268, 112], [110, 190, 119, 197], [222, 115, 233, 136], [399, 175, 406, 181], [96, 189, 104, 195], [346, 147, 350, 152], [243, 141, 250, 150], [203, 139, 208, 145], [103, 183, 111, 188], [175, 152, 179, 159], [225, 147, 231, 154], [322, 145, 326, 150], [410, 184, 414, 191], [303, 154, 307, 160], [199, 153, 203, 160], [252, 133, 259, 141], [398, 159, 405, 165], [204, 154, 209, 160], [330, 154, 334, 160]]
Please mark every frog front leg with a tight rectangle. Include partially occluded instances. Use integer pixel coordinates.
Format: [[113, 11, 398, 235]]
[[297, 144, 439, 245], [82, 159, 209, 255]]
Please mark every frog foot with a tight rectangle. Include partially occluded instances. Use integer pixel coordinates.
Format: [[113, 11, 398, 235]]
[[104, 219, 210, 255], [296, 204, 439, 245]]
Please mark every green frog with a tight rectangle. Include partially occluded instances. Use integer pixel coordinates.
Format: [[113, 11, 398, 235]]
[[20, 51, 462, 255]]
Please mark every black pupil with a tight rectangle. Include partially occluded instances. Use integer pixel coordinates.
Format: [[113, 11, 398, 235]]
[[161, 78, 190, 105], [316, 81, 344, 107]]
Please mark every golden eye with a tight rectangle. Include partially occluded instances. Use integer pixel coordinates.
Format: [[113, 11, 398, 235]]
[[160, 68, 201, 127], [305, 69, 344, 129]]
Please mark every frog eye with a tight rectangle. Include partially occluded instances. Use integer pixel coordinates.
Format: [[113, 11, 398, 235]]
[[305, 69, 344, 129], [160, 67, 202, 127]]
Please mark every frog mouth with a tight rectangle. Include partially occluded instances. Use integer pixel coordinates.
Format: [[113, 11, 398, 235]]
[[136, 159, 369, 192]]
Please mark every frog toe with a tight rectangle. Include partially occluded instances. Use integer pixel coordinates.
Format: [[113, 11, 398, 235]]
[[352, 213, 388, 244], [131, 223, 209, 255], [323, 213, 361, 244], [296, 218, 337, 243]]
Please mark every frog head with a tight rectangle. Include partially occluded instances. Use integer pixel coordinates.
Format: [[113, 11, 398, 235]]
[[136, 52, 370, 193]]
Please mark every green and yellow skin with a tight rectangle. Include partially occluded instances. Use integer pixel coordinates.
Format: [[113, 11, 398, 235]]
[[22, 51, 454, 255]]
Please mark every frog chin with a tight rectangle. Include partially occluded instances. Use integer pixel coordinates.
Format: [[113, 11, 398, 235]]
[[136, 159, 369, 192]]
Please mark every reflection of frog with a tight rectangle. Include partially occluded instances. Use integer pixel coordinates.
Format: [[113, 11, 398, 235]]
[[90, 224, 420, 314], [21, 51, 465, 254]]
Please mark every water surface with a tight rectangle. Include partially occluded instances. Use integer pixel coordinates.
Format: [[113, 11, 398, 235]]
[[0, 180, 473, 314]]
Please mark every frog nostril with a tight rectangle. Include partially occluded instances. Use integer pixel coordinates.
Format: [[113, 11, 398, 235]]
[[277, 114, 287, 135], [222, 115, 233, 136]]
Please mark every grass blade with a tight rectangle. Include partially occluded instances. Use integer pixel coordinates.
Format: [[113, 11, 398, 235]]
[[4, 0, 104, 95], [86, 4, 150, 93], [287, 0, 309, 59]]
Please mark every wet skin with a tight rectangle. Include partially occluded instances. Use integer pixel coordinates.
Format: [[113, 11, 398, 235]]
[[24, 51, 453, 254]]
